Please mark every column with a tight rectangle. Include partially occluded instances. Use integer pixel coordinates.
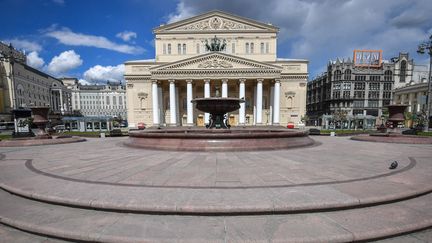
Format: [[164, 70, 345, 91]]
[[273, 79, 280, 125], [239, 79, 246, 125], [169, 80, 177, 125], [186, 80, 193, 125], [204, 79, 210, 124], [222, 79, 228, 98], [256, 79, 263, 125], [152, 80, 160, 126], [59, 90, 64, 114]]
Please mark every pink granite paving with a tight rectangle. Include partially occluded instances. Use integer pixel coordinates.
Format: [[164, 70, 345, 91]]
[[0, 136, 432, 242]]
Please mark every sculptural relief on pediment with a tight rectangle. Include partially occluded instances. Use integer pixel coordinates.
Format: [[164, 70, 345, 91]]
[[172, 17, 262, 31], [198, 59, 233, 68]]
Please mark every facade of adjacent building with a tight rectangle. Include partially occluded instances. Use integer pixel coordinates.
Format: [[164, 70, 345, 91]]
[[62, 78, 127, 119], [124, 10, 308, 128], [0, 42, 71, 121], [307, 52, 413, 129], [393, 64, 430, 126]]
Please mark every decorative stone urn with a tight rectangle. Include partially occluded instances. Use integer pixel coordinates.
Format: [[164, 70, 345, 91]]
[[387, 105, 408, 129], [31, 106, 52, 139]]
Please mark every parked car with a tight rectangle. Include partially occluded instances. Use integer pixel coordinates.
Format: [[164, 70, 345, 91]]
[[53, 125, 65, 132], [137, 122, 146, 130]]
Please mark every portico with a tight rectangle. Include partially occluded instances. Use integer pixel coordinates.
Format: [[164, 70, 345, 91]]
[[150, 78, 282, 126]]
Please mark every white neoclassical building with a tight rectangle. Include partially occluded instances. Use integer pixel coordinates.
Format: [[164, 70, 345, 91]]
[[125, 10, 308, 128]]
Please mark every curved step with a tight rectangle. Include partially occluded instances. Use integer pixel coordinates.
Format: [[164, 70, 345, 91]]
[[0, 156, 431, 215], [1, 188, 432, 242]]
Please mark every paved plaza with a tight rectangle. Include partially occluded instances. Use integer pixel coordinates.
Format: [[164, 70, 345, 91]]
[[0, 136, 431, 242]]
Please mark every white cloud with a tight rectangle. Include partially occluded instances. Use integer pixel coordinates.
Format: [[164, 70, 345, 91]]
[[83, 64, 124, 83], [47, 50, 83, 75], [116, 31, 137, 42], [46, 27, 144, 54], [167, 1, 197, 23], [78, 79, 91, 85], [26, 51, 45, 69], [2, 38, 42, 52]]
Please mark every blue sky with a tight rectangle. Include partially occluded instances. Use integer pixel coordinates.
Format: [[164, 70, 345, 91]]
[[1, 0, 431, 84]]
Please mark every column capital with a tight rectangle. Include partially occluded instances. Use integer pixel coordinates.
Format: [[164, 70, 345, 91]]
[[168, 79, 175, 84], [151, 79, 158, 84], [204, 79, 210, 84], [186, 79, 193, 84], [257, 78, 264, 83], [239, 79, 246, 83], [221, 79, 228, 83], [275, 79, 281, 83]]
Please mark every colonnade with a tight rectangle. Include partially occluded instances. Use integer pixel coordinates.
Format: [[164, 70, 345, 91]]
[[151, 79, 281, 126]]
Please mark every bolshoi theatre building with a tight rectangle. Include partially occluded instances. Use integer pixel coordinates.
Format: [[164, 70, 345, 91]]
[[125, 10, 308, 128]]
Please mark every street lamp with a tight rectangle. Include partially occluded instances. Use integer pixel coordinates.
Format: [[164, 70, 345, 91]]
[[417, 34, 432, 131]]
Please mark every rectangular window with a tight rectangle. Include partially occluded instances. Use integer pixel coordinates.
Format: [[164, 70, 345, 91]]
[[182, 43, 186, 54], [353, 100, 364, 108], [178, 44, 181, 54], [383, 91, 391, 99], [355, 75, 366, 81], [383, 83, 392, 90], [354, 91, 365, 98], [163, 43, 166, 54], [343, 83, 351, 90], [106, 96, 110, 105], [354, 82, 365, 90], [333, 91, 341, 99], [266, 42, 269, 53], [167, 44, 171, 54], [369, 83, 380, 90], [250, 43, 254, 53], [368, 91, 380, 99], [260, 42, 264, 54], [370, 75, 381, 81], [343, 91, 350, 98], [368, 100, 379, 107], [245, 43, 249, 54]]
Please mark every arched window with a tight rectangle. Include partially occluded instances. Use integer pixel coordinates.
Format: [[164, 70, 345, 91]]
[[177, 44, 181, 54], [400, 60, 407, 82], [384, 70, 393, 81], [344, 69, 351, 80], [334, 70, 342, 81]]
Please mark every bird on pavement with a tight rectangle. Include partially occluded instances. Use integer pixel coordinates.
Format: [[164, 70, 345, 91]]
[[389, 161, 398, 170]]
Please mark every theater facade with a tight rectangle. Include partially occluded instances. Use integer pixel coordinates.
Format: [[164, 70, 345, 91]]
[[125, 10, 308, 128]]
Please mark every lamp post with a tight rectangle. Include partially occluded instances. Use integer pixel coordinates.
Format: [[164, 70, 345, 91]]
[[417, 34, 432, 131]]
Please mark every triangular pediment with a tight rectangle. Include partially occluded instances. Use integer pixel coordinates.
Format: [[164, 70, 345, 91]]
[[151, 52, 282, 72], [154, 10, 278, 33]]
